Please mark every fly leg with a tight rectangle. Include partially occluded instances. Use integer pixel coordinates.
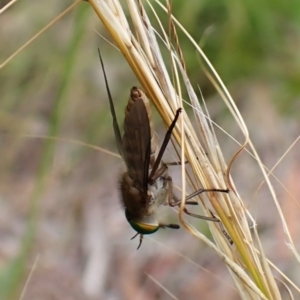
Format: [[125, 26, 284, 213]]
[[149, 160, 188, 184], [164, 160, 188, 166], [209, 211, 233, 245], [149, 108, 182, 182], [170, 193, 221, 222], [166, 175, 229, 221], [166, 178, 232, 244]]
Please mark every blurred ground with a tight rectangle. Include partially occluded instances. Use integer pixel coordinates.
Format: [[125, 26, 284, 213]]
[[0, 0, 300, 299]]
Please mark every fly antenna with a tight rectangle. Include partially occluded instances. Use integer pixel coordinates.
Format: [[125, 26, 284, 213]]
[[131, 233, 143, 250]]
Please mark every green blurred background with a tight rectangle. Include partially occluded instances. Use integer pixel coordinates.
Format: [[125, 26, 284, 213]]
[[1, 0, 300, 299]]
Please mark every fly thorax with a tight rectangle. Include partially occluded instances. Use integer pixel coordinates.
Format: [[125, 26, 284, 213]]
[[121, 172, 139, 195], [147, 176, 169, 211]]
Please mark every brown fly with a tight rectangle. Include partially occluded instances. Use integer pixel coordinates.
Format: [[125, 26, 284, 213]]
[[98, 49, 229, 249]]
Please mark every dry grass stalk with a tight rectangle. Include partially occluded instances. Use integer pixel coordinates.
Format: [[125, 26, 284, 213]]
[[86, 0, 295, 299], [3, 0, 298, 298]]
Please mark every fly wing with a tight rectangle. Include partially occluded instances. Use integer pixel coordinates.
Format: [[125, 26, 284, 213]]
[[98, 48, 124, 158], [123, 98, 151, 193]]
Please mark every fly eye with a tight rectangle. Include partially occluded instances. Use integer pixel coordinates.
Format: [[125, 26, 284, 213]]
[[128, 220, 159, 235]]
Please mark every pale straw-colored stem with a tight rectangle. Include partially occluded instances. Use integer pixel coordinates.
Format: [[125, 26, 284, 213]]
[[86, 0, 296, 298]]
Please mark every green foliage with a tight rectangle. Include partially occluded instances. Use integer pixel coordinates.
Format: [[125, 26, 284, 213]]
[[161, 0, 300, 114]]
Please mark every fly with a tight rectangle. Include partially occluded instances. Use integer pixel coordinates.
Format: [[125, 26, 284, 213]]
[[98, 49, 229, 249]]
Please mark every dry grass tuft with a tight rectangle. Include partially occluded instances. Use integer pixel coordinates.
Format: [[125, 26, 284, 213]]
[[87, 0, 300, 299], [1, 0, 300, 299]]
